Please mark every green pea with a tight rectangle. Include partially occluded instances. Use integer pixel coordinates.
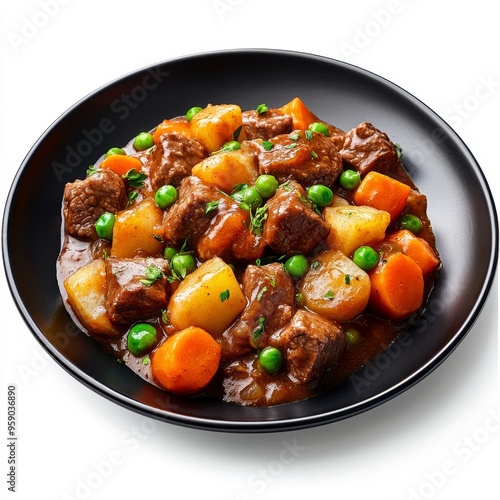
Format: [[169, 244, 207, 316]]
[[307, 184, 333, 207], [164, 246, 178, 261], [154, 185, 178, 209], [285, 254, 309, 279], [171, 253, 197, 279], [241, 186, 263, 210], [339, 169, 361, 190], [345, 327, 362, 347], [398, 214, 423, 234], [95, 212, 115, 240], [258, 346, 283, 374], [255, 174, 279, 199], [133, 132, 154, 151], [186, 106, 202, 122], [353, 245, 379, 271], [127, 323, 158, 356], [105, 147, 126, 158], [308, 122, 330, 137]]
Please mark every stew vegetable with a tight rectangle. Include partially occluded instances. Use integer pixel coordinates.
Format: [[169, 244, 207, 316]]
[[57, 97, 441, 406]]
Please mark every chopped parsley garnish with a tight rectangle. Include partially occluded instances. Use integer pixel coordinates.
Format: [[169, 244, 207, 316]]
[[252, 317, 266, 348], [345, 274, 351, 285], [285, 142, 298, 149], [140, 265, 164, 286], [122, 169, 147, 189], [324, 290, 335, 300], [289, 131, 300, 141], [249, 204, 268, 235], [233, 125, 243, 141], [86, 165, 97, 176], [220, 289, 230, 302], [305, 129, 314, 141], [310, 150, 318, 160], [261, 140, 274, 151], [394, 143, 403, 159], [256, 103, 268, 114], [257, 286, 268, 301], [205, 200, 220, 214]]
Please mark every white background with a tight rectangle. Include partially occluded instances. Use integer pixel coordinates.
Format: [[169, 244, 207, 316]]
[[1, 1, 498, 499]]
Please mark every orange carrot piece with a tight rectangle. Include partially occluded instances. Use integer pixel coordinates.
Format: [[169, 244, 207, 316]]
[[279, 97, 319, 130], [100, 154, 143, 176], [151, 326, 221, 395], [369, 252, 424, 320], [353, 171, 411, 220], [388, 230, 440, 278], [153, 118, 192, 143]]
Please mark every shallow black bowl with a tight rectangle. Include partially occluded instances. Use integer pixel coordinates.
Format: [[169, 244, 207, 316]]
[[3, 50, 498, 432]]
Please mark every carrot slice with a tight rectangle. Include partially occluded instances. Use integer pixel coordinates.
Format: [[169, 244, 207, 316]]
[[388, 230, 440, 278], [100, 154, 143, 176], [279, 97, 319, 130], [153, 118, 192, 143], [353, 171, 411, 220], [151, 326, 221, 395], [369, 252, 424, 320]]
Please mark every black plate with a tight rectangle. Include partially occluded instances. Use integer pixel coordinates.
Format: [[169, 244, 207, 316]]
[[3, 49, 498, 432]]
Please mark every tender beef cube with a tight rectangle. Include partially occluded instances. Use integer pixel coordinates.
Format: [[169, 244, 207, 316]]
[[242, 108, 293, 140], [163, 176, 264, 262], [63, 170, 127, 240], [163, 176, 221, 245], [148, 133, 207, 190], [254, 131, 342, 188], [340, 122, 398, 176], [223, 263, 295, 359], [105, 257, 170, 325], [263, 181, 330, 255], [274, 309, 345, 385]]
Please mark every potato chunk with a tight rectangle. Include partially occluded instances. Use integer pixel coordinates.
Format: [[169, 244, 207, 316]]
[[64, 260, 120, 337], [299, 249, 371, 322], [111, 198, 164, 258], [192, 149, 258, 193], [324, 205, 390, 256], [168, 257, 246, 337], [190, 104, 243, 153]]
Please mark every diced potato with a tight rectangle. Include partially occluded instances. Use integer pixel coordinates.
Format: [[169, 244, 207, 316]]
[[299, 249, 371, 322], [192, 149, 258, 193], [324, 205, 390, 256], [168, 257, 246, 337], [111, 198, 164, 258], [190, 104, 243, 153], [64, 260, 120, 337]]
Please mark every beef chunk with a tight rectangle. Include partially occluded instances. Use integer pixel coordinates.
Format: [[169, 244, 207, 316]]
[[242, 108, 293, 140], [63, 170, 127, 240], [163, 176, 221, 245], [105, 257, 170, 325], [340, 122, 398, 176], [255, 130, 342, 188], [274, 309, 345, 385], [148, 133, 207, 190], [223, 263, 295, 359], [263, 181, 330, 255], [163, 176, 264, 262]]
